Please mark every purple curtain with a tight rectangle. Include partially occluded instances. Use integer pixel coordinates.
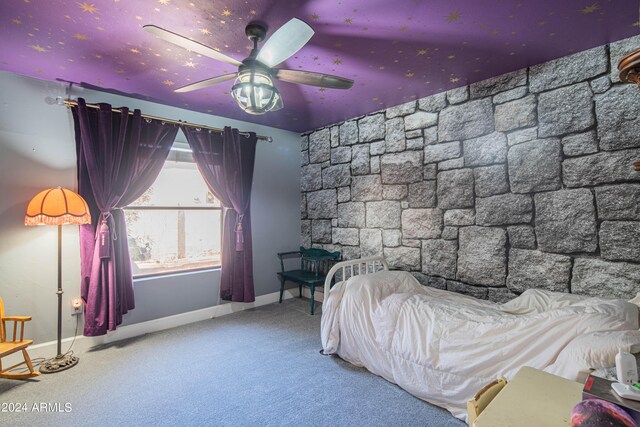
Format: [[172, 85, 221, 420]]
[[182, 126, 257, 302], [73, 98, 178, 336]]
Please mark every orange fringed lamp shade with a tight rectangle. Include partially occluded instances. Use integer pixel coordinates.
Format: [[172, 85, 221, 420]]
[[25, 187, 91, 226]]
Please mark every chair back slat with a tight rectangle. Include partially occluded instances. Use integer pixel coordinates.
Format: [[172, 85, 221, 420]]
[[0, 297, 5, 343]]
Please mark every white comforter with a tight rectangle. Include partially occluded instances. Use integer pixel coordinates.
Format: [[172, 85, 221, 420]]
[[321, 271, 639, 420]]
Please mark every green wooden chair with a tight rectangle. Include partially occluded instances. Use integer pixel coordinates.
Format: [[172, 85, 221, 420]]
[[277, 247, 341, 315]]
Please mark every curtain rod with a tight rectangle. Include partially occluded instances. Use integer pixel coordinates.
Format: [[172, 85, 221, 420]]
[[63, 99, 273, 142]]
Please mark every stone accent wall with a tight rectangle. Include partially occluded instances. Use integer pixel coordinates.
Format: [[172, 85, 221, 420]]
[[300, 35, 640, 302]]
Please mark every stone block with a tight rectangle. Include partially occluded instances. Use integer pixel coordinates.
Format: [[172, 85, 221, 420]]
[[383, 229, 402, 247], [600, 221, 640, 262], [402, 239, 421, 248], [337, 202, 365, 228], [382, 184, 408, 200], [322, 164, 351, 189], [530, 46, 607, 92], [337, 186, 350, 203], [446, 281, 488, 299], [407, 181, 436, 208], [438, 98, 494, 142], [470, 68, 528, 98], [493, 86, 528, 104], [311, 219, 332, 244], [534, 188, 597, 253], [572, 258, 640, 298], [423, 164, 437, 180], [424, 126, 438, 145], [476, 193, 533, 226], [331, 146, 352, 164], [405, 111, 438, 131], [351, 175, 383, 201], [563, 149, 640, 187], [507, 127, 537, 146], [386, 101, 416, 118], [309, 128, 331, 163], [301, 134, 309, 151], [301, 149, 309, 166], [401, 208, 443, 239], [437, 169, 474, 209], [406, 129, 423, 139], [306, 190, 337, 219], [507, 225, 536, 249], [442, 226, 458, 240], [494, 95, 537, 132], [590, 76, 611, 94], [366, 200, 401, 228], [381, 151, 423, 184], [508, 138, 562, 193], [301, 220, 311, 247], [457, 226, 507, 286], [596, 185, 640, 221], [360, 229, 383, 257], [406, 137, 425, 151], [411, 273, 447, 289], [418, 92, 447, 112], [538, 82, 594, 137], [422, 239, 458, 279], [370, 140, 385, 155], [384, 246, 421, 271], [301, 194, 307, 219], [463, 132, 508, 166], [385, 117, 406, 152], [444, 209, 475, 226], [474, 164, 509, 197], [332, 227, 359, 246], [330, 126, 340, 147], [561, 131, 598, 157], [424, 141, 461, 164], [596, 85, 640, 151], [507, 249, 572, 293], [351, 144, 370, 176], [339, 120, 358, 146], [446, 86, 469, 104], [301, 164, 322, 192], [341, 246, 362, 260], [370, 155, 380, 174], [439, 158, 465, 171], [358, 113, 385, 142]]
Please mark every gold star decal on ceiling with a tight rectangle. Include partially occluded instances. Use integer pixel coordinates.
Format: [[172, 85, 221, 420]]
[[250, 9, 257, 15], [222, 9, 232, 17], [313, 56, 319, 60], [448, 55, 455, 60], [581, 3, 598, 14], [130, 48, 140, 53], [450, 76, 460, 83], [160, 67, 168, 72], [318, 88, 326, 92], [416, 49, 427, 56], [311, 13, 319, 20], [200, 28, 210, 35], [344, 18, 353, 24], [405, 72, 414, 78], [158, 0, 170, 4], [78, 2, 98, 14], [633, 21, 640, 27], [446, 11, 461, 23], [30, 44, 46, 52], [184, 61, 196, 68], [163, 80, 174, 85], [12, 19, 22, 24], [115, 69, 125, 74], [333, 58, 342, 65], [73, 33, 89, 41], [538, 20, 547, 26], [399, 26, 408, 31]]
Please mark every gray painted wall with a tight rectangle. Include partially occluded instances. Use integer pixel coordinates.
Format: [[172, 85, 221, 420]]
[[300, 35, 640, 302], [0, 71, 301, 344]]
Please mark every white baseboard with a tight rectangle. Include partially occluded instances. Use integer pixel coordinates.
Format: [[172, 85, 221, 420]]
[[4, 289, 307, 367]]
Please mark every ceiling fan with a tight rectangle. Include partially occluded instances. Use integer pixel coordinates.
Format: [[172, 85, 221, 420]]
[[143, 18, 354, 115]]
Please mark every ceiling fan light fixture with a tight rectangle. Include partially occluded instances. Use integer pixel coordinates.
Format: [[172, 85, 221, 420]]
[[231, 68, 283, 115]]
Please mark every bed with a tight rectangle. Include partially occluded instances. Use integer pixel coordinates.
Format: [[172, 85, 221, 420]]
[[320, 257, 640, 421]]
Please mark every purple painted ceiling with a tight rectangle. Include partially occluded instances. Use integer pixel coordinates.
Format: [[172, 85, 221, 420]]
[[1, 1, 638, 132]]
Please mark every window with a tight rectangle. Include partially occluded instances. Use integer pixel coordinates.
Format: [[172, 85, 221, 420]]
[[125, 142, 222, 277]]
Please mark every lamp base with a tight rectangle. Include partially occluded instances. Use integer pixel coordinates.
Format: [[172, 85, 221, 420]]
[[39, 354, 79, 374]]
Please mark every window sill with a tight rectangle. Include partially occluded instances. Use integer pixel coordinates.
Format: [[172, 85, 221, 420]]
[[133, 267, 221, 282]]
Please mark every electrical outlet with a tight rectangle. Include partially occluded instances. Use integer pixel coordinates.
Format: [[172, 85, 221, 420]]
[[71, 298, 83, 316]]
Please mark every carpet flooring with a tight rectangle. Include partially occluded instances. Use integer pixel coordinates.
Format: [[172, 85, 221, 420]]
[[0, 298, 463, 426]]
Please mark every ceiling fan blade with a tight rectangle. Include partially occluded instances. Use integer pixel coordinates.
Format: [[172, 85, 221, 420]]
[[174, 73, 237, 93], [143, 25, 242, 67], [274, 69, 354, 89], [256, 18, 314, 68]]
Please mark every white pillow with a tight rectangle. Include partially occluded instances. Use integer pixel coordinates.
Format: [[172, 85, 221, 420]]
[[544, 330, 640, 382]]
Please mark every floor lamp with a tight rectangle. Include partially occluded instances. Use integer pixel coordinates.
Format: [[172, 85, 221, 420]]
[[25, 187, 91, 373]]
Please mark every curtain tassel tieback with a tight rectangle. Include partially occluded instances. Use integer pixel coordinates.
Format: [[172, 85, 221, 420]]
[[234, 213, 245, 252], [96, 211, 118, 259]]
